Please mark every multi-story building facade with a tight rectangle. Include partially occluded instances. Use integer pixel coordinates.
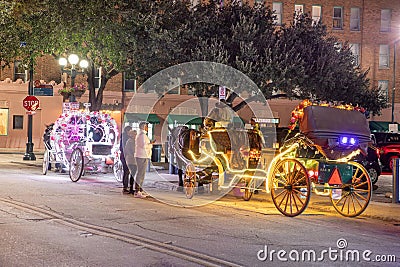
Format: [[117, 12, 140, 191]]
[[0, 0, 399, 150], [252, 0, 400, 115]]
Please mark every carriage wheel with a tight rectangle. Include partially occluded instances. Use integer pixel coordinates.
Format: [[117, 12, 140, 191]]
[[42, 150, 50, 175], [113, 159, 123, 183], [270, 158, 310, 217], [243, 178, 255, 201], [243, 172, 256, 201], [330, 161, 371, 217], [69, 148, 84, 182], [184, 163, 196, 199]]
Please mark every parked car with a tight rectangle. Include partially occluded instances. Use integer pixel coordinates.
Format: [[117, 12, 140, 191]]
[[371, 132, 400, 171], [354, 144, 382, 184]]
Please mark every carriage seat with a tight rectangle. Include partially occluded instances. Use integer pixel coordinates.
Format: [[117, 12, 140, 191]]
[[209, 129, 263, 153]]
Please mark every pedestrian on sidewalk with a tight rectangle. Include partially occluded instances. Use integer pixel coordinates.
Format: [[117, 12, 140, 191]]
[[121, 125, 132, 193], [134, 121, 155, 198], [124, 129, 137, 194]]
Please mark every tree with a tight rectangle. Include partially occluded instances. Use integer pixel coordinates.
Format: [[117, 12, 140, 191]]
[[0, 0, 147, 111], [271, 13, 388, 114], [132, 1, 278, 116], [131, 1, 387, 115]]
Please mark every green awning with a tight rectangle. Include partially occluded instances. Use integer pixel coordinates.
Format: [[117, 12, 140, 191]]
[[167, 115, 203, 125], [369, 121, 400, 132], [124, 113, 160, 124]]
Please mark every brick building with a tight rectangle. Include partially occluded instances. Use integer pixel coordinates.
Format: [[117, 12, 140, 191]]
[[251, 0, 400, 107]]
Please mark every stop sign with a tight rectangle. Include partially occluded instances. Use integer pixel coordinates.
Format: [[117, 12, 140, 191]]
[[23, 95, 40, 111]]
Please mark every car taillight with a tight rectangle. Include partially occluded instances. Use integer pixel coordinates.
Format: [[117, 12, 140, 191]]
[[308, 170, 318, 180]]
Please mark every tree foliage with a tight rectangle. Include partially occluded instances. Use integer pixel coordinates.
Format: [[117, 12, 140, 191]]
[[1, 0, 143, 111], [131, 0, 387, 115]]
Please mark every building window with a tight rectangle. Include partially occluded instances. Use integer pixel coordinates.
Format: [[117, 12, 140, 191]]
[[349, 43, 360, 66], [312, 5, 322, 25], [13, 60, 27, 82], [13, 115, 23, 130], [380, 9, 391, 32], [334, 42, 342, 51], [333, 7, 343, 30], [232, 0, 242, 6], [272, 2, 283, 25], [378, 80, 389, 100], [379, 45, 390, 68], [123, 72, 136, 92], [0, 108, 9, 135], [191, 0, 199, 8], [350, 7, 360, 31], [294, 4, 304, 15]]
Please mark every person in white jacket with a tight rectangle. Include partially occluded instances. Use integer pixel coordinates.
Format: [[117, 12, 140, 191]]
[[134, 121, 155, 198]]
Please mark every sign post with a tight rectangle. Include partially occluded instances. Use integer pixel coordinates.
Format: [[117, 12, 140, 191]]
[[219, 86, 226, 100], [21, 43, 36, 160], [23, 95, 40, 112], [23, 71, 37, 160], [33, 83, 53, 96]]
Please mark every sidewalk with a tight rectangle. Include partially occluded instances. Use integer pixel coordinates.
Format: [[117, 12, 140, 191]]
[[2, 150, 400, 223]]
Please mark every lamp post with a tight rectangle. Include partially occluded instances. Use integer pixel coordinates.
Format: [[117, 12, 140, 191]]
[[392, 41, 398, 123], [59, 54, 88, 102], [23, 53, 36, 160]]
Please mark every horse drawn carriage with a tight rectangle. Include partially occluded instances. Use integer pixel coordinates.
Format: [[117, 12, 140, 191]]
[[42, 108, 123, 182], [170, 100, 372, 217]]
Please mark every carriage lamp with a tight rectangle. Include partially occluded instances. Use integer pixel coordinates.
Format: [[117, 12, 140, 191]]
[[339, 136, 358, 146]]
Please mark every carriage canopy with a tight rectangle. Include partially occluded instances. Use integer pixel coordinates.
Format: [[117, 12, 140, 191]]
[[299, 105, 371, 145]]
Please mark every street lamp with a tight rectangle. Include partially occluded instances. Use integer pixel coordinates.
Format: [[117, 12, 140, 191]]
[[59, 54, 88, 102]]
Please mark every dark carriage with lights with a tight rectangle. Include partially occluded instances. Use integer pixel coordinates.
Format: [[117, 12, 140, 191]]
[[171, 101, 372, 217], [42, 110, 123, 182], [275, 103, 372, 217]]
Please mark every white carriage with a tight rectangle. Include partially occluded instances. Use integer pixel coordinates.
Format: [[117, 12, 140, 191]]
[[42, 109, 123, 182]]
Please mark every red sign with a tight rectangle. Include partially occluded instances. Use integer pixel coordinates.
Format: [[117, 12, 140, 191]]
[[23, 95, 40, 111]]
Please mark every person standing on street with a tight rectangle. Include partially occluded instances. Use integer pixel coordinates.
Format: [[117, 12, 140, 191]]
[[121, 125, 132, 193], [134, 121, 155, 198], [124, 129, 137, 194]]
